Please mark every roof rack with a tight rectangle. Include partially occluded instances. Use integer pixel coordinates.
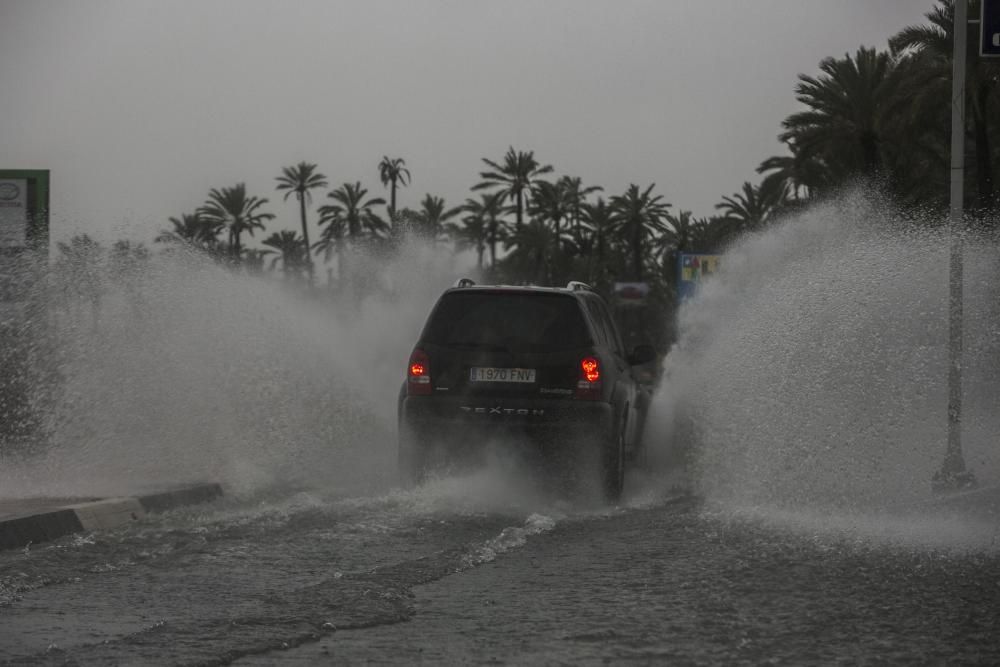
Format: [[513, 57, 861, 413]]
[[453, 278, 476, 288], [566, 281, 593, 292]]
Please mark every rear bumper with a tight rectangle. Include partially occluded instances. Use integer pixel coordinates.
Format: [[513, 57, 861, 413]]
[[399, 395, 614, 446]]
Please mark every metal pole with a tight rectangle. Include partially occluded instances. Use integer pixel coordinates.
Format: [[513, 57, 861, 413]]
[[935, 0, 976, 492]]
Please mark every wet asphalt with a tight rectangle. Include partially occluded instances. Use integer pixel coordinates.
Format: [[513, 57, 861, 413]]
[[0, 479, 997, 666]]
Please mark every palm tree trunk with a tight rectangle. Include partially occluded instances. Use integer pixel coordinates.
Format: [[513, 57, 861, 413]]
[[515, 191, 524, 231], [337, 245, 346, 290], [632, 221, 642, 281], [552, 216, 561, 284], [488, 217, 497, 268], [573, 205, 582, 246], [231, 228, 241, 263], [298, 193, 314, 287], [390, 180, 397, 219], [860, 131, 880, 177], [591, 233, 605, 284]]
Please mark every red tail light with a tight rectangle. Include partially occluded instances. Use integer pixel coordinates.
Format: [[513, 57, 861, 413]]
[[575, 356, 603, 400], [407, 348, 432, 396]]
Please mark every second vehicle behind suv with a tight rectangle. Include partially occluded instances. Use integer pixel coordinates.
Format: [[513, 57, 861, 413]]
[[397, 279, 655, 501]]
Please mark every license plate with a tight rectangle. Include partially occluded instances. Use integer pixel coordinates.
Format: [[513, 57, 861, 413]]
[[469, 367, 536, 383]]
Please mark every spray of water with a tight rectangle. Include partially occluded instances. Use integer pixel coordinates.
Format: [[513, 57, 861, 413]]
[[645, 190, 1000, 547], [0, 242, 474, 498]]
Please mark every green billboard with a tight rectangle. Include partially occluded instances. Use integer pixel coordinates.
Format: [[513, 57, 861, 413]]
[[0, 170, 49, 443], [0, 169, 49, 253]]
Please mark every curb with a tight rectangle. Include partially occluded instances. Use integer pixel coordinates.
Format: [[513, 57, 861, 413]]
[[0, 482, 223, 552]]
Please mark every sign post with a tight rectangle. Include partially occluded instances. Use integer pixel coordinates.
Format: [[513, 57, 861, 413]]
[[933, 2, 976, 492]]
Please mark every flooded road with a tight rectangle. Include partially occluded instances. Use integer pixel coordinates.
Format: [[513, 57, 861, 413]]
[[2, 206, 1000, 664], [2, 473, 997, 665]]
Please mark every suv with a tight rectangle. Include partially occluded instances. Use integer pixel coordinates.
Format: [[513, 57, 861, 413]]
[[397, 279, 655, 501]]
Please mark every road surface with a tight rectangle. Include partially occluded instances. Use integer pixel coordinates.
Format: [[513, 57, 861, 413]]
[[1, 470, 998, 665]]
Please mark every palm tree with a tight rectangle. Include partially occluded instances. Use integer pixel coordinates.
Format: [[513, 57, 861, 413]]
[[275, 162, 328, 282], [156, 212, 223, 251], [55, 234, 105, 318], [387, 206, 421, 248], [503, 219, 552, 284], [316, 182, 387, 288], [318, 182, 387, 240], [461, 193, 505, 269], [780, 47, 913, 182], [529, 179, 577, 283], [699, 216, 741, 251], [108, 239, 150, 314], [415, 194, 462, 243], [198, 183, 274, 263], [715, 180, 788, 231], [890, 0, 998, 211], [581, 197, 616, 285], [445, 213, 487, 271], [609, 184, 672, 282], [559, 175, 603, 244], [261, 230, 307, 279], [109, 239, 149, 276], [757, 140, 833, 201], [242, 248, 268, 275], [473, 146, 553, 231], [662, 210, 692, 256], [312, 212, 348, 281], [378, 156, 411, 219], [529, 180, 571, 243]]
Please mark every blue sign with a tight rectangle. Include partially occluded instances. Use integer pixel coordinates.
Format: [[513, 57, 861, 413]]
[[677, 253, 722, 301], [983, 0, 1000, 57]]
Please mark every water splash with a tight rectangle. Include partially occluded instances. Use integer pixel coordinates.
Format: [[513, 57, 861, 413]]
[[646, 191, 1000, 544], [0, 243, 472, 498]]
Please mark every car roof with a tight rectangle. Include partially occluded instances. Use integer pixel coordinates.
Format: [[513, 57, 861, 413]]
[[443, 285, 570, 295], [442, 282, 595, 298]]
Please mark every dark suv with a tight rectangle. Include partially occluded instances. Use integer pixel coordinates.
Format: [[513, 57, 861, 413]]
[[397, 279, 655, 501]]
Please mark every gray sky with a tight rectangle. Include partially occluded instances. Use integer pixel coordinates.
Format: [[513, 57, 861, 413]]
[[1, 0, 932, 245]]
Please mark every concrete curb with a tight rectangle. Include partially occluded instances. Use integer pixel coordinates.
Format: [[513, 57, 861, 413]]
[[0, 482, 223, 551]]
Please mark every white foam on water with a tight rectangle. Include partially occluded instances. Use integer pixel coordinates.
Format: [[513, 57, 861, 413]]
[[701, 502, 1000, 553], [459, 512, 558, 569]]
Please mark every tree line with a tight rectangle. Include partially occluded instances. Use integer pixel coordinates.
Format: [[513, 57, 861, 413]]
[[57, 0, 999, 345]]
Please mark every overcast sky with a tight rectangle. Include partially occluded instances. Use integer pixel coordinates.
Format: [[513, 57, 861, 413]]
[[1, 0, 933, 244]]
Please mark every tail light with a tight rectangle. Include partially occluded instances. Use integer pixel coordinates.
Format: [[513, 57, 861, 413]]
[[407, 348, 432, 396], [575, 356, 603, 400]]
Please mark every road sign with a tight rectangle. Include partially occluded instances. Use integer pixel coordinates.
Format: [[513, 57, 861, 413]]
[[0, 170, 49, 252], [0, 170, 49, 442], [677, 253, 722, 301], [613, 281, 650, 306], [983, 0, 1000, 57]]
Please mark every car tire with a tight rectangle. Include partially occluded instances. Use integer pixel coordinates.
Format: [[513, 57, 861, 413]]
[[397, 422, 428, 488], [602, 424, 625, 503]]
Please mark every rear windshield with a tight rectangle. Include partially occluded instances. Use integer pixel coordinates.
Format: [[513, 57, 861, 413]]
[[422, 292, 592, 352]]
